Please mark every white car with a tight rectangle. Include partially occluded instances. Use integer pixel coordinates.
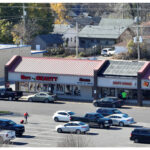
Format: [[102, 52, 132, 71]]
[[55, 121, 89, 134], [0, 130, 16, 144], [52, 110, 75, 122], [101, 48, 115, 56], [108, 114, 135, 127]]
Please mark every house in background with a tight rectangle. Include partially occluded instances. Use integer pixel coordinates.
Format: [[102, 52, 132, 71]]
[[31, 34, 64, 50], [78, 18, 134, 50]]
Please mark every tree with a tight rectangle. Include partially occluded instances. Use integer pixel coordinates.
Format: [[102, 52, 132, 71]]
[[50, 3, 68, 24]]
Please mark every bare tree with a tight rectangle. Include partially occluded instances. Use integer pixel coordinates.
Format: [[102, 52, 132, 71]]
[[57, 134, 92, 147]]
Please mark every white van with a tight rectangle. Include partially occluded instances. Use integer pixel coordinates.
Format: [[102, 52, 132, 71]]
[[101, 48, 115, 56]]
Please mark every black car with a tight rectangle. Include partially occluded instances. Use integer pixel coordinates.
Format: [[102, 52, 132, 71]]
[[93, 97, 124, 108], [130, 128, 150, 143], [96, 108, 123, 116], [0, 119, 25, 137]]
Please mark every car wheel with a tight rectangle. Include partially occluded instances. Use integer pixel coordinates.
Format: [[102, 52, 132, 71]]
[[112, 104, 116, 108], [54, 117, 59, 122], [28, 98, 32, 102], [94, 102, 98, 107], [44, 99, 49, 103], [76, 129, 81, 134], [99, 124, 104, 129], [8, 97, 13, 101], [57, 128, 62, 133], [106, 126, 110, 129], [119, 122, 124, 127], [134, 138, 139, 143]]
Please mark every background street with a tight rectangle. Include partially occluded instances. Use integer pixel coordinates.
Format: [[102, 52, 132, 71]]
[[0, 100, 150, 147]]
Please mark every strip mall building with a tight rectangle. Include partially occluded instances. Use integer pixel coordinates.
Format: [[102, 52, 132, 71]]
[[5, 55, 150, 106]]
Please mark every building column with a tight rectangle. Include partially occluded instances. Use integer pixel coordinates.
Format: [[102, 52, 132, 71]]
[[93, 70, 98, 99], [15, 82, 19, 91], [137, 73, 143, 106]]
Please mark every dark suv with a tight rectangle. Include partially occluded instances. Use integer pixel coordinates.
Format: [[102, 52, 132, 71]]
[[0, 119, 25, 137], [130, 128, 150, 143], [96, 108, 123, 116]]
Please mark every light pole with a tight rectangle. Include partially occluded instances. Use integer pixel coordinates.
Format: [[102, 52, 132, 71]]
[[93, 45, 96, 60]]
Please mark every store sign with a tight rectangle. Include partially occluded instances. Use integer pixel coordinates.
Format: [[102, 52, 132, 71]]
[[36, 76, 58, 81], [21, 75, 31, 80], [79, 78, 90, 82], [113, 81, 132, 86], [143, 81, 149, 87]]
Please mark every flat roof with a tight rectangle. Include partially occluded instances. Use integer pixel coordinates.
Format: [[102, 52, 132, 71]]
[[0, 44, 30, 50], [8, 56, 105, 77]]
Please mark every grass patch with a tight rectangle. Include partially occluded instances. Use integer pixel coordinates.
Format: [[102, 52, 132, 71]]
[[0, 111, 11, 114]]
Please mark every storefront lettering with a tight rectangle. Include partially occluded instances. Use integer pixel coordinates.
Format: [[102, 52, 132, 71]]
[[21, 75, 31, 80], [79, 78, 90, 82], [113, 81, 132, 86], [36, 76, 57, 81]]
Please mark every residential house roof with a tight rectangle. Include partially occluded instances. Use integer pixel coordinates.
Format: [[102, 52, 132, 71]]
[[99, 18, 134, 28], [37, 34, 64, 45], [99, 60, 145, 77], [53, 24, 72, 34], [78, 25, 126, 39], [8, 56, 105, 77]]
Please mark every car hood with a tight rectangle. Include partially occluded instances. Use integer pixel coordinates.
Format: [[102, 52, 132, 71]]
[[56, 125, 64, 129], [27, 95, 35, 98], [99, 117, 111, 121], [13, 124, 24, 128]]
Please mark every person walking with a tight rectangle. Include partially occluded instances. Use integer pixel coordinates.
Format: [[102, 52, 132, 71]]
[[24, 112, 29, 124]]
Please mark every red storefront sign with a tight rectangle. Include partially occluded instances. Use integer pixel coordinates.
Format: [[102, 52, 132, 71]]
[[36, 76, 57, 81], [113, 81, 132, 86], [79, 78, 90, 82], [21, 75, 31, 80], [143, 81, 149, 87]]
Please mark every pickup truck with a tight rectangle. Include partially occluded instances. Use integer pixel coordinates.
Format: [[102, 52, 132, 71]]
[[0, 130, 16, 144], [0, 119, 25, 137], [0, 88, 23, 101], [70, 112, 112, 129]]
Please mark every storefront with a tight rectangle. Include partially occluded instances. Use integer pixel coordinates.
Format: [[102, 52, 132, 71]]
[[5, 55, 104, 101]]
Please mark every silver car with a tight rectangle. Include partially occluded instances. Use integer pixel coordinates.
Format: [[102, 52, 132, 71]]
[[108, 114, 135, 127], [55, 121, 89, 134], [27, 92, 56, 103]]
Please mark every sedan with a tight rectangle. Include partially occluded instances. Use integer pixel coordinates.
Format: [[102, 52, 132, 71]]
[[27, 92, 56, 103], [55, 121, 89, 134], [52, 110, 75, 122], [93, 97, 124, 108], [108, 114, 135, 127]]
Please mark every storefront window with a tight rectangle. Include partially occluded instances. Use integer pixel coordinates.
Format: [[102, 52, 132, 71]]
[[29, 82, 36, 92], [19, 82, 29, 92], [65, 85, 73, 95], [56, 84, 64, 94], [36, 83, 43, 92], [73, 86, 80, 96]]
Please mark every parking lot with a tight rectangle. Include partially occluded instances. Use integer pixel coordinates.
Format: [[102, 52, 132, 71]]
[[0, 100, 150, 147]]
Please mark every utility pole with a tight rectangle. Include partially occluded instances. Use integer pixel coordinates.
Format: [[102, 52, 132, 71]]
[[76, 22, 78, 58], [22, 3, 26, 45], [137, 3, 140, 61]]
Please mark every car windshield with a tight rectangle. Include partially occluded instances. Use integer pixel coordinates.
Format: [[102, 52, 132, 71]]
[[103, 50, 107, 52], [114, 109, 122, 114], [79, 122, 86, 125], [68, 112, 75, 115], [122, 114, 129, 118], [8, 120, 16, 125], [96, 114, 104, 118]]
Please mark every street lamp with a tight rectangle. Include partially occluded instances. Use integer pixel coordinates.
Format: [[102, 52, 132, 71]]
[[93, 45, 96, 60]]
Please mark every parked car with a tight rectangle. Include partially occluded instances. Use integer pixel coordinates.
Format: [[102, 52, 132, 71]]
[[93, 97, 124, 108], [0, 88, 23, 101], [101, 48, 115, 56], [0, 119, 25, 137], [130, 128, 150, 143], [0, 130, 16, 144], [70, 112, 112, 129], [96, 108, 123, 116], [27, 92, 56, 103], [52, 110, 75, 122], [55, 121, 89, 134], [108, 114, 135, 127]]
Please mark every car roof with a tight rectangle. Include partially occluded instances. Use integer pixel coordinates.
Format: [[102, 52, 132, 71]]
[[86, 112, 99, 115], [68, 121, 84, 124], [109, 114, 126, 117], [134, 128, 150, 131], [56, 110, 71, 113], [0, 119, 11, 122]]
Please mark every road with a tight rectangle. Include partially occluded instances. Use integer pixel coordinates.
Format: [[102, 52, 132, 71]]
[[0, 100, 150, 147]]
